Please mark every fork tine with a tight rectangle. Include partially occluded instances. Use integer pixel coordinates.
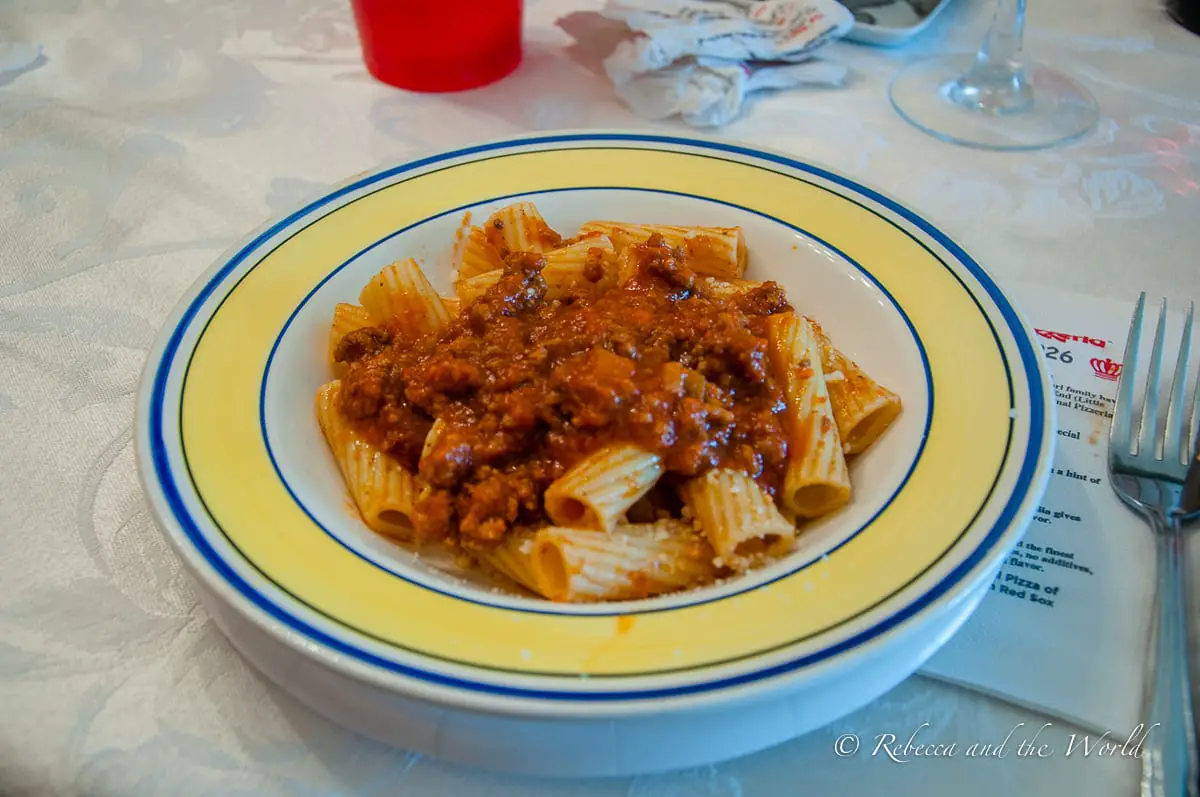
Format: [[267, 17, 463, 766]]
[[1191, 310, 1200, 463], [1164, 302, 1194, 466], [1137, 298, 1167, 458], [1112, 293, 1145, 456]]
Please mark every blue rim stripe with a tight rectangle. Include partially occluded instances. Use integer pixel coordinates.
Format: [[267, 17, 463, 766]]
[[259, 185, 933, 616], [149, 133, 1047, 701], [195, 169, 1004, 678]]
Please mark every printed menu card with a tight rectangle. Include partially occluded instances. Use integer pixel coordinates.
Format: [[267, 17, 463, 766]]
[[921, 284, 1169, 736]]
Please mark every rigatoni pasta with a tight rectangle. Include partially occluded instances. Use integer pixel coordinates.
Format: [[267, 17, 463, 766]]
[[680, 286, 903, 455], [455, 225, 506, 280], [329, 302, 375, 374], [359, 258, 452, 336], [473, 529, 541, 594], [457, 237, 617, 306], [766, 313, 852, 519], [485, 201, 561, 255], [680, 469, 795, 569], [317, 202, 901, 602], [531, 522, 716, 602], [810, 320, 903, 455], [576, 221, 746, 279], [540, 235, 616, 295], [316, 381, 419, 540], [544, 444, 664, 532], [455, 269, 505, 306]]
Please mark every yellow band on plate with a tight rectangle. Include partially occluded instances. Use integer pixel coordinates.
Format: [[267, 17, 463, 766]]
[[181, 147, 1011, 675]]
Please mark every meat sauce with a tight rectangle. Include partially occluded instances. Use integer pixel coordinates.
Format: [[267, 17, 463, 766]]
[[335, 235, 794, 547]]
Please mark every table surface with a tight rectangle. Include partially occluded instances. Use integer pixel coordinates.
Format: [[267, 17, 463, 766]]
[[2, 0, 1199, 795]]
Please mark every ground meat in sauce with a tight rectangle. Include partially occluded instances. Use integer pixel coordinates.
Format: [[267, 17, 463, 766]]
[[583, 248, 607, 283], [333, 326, 392, 364], [338, 234, 794, 546], [736, 281, 790, 316]]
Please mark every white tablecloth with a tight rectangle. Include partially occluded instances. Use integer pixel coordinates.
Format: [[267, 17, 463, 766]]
[[2, 1, 1198, 795]]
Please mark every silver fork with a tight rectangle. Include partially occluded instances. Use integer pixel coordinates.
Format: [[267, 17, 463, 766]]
[[1109, 294, 1198, 797]]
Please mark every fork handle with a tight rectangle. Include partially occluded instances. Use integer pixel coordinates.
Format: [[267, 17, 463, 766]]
[[1140, 515, 1197, 797]]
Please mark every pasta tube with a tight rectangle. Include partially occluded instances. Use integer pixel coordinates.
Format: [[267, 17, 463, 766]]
[[328, 302, 375, 373], [531, 521, 716, 602], [766, 313, 851, 518], [359, 258, 452, 336], [540, 236, 616, 295], [576, 221, 747, 279], [455, 269, 505, 306], [473, 530, 541, 594], [543, 444, 664, 532], [455, 236, 615, 306], [455, 226, 506, 280], [485, 201, 561, 255], [316, 381, 418, 540], [680, 468, 796, 568], [695, 277, 761, 300], [420, 417, 445, 462], [809, 320, 903, 455], [614, 247, 639, 286]]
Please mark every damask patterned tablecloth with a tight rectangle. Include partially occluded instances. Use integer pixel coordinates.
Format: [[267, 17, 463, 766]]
[[2, 0, 1198, 795]]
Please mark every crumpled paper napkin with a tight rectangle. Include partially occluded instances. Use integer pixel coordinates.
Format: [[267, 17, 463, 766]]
[[560, 0, 854, 127]]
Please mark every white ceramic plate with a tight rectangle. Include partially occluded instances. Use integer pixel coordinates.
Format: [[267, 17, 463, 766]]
[[845, 0, 957, 46], [136, 131, 1054, 776]]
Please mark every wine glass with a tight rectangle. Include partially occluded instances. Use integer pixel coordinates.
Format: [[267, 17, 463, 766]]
[[889, 0, 1099, 150]]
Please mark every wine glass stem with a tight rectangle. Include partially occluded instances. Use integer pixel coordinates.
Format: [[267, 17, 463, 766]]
[[946, 0, 1033, 115], [978, 0, 1025, 70]]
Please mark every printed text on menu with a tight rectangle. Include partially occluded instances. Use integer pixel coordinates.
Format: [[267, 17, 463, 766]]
[[987, 327, 1121, 609]]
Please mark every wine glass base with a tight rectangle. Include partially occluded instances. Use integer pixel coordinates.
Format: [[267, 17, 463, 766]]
[[889, 54, 1099, 151]]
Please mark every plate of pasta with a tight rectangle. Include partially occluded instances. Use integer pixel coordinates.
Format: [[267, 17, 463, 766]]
[[137, 132, 1054, 777]]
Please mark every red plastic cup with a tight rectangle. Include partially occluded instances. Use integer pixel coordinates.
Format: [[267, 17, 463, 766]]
[[350, 0, 523, 93]]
